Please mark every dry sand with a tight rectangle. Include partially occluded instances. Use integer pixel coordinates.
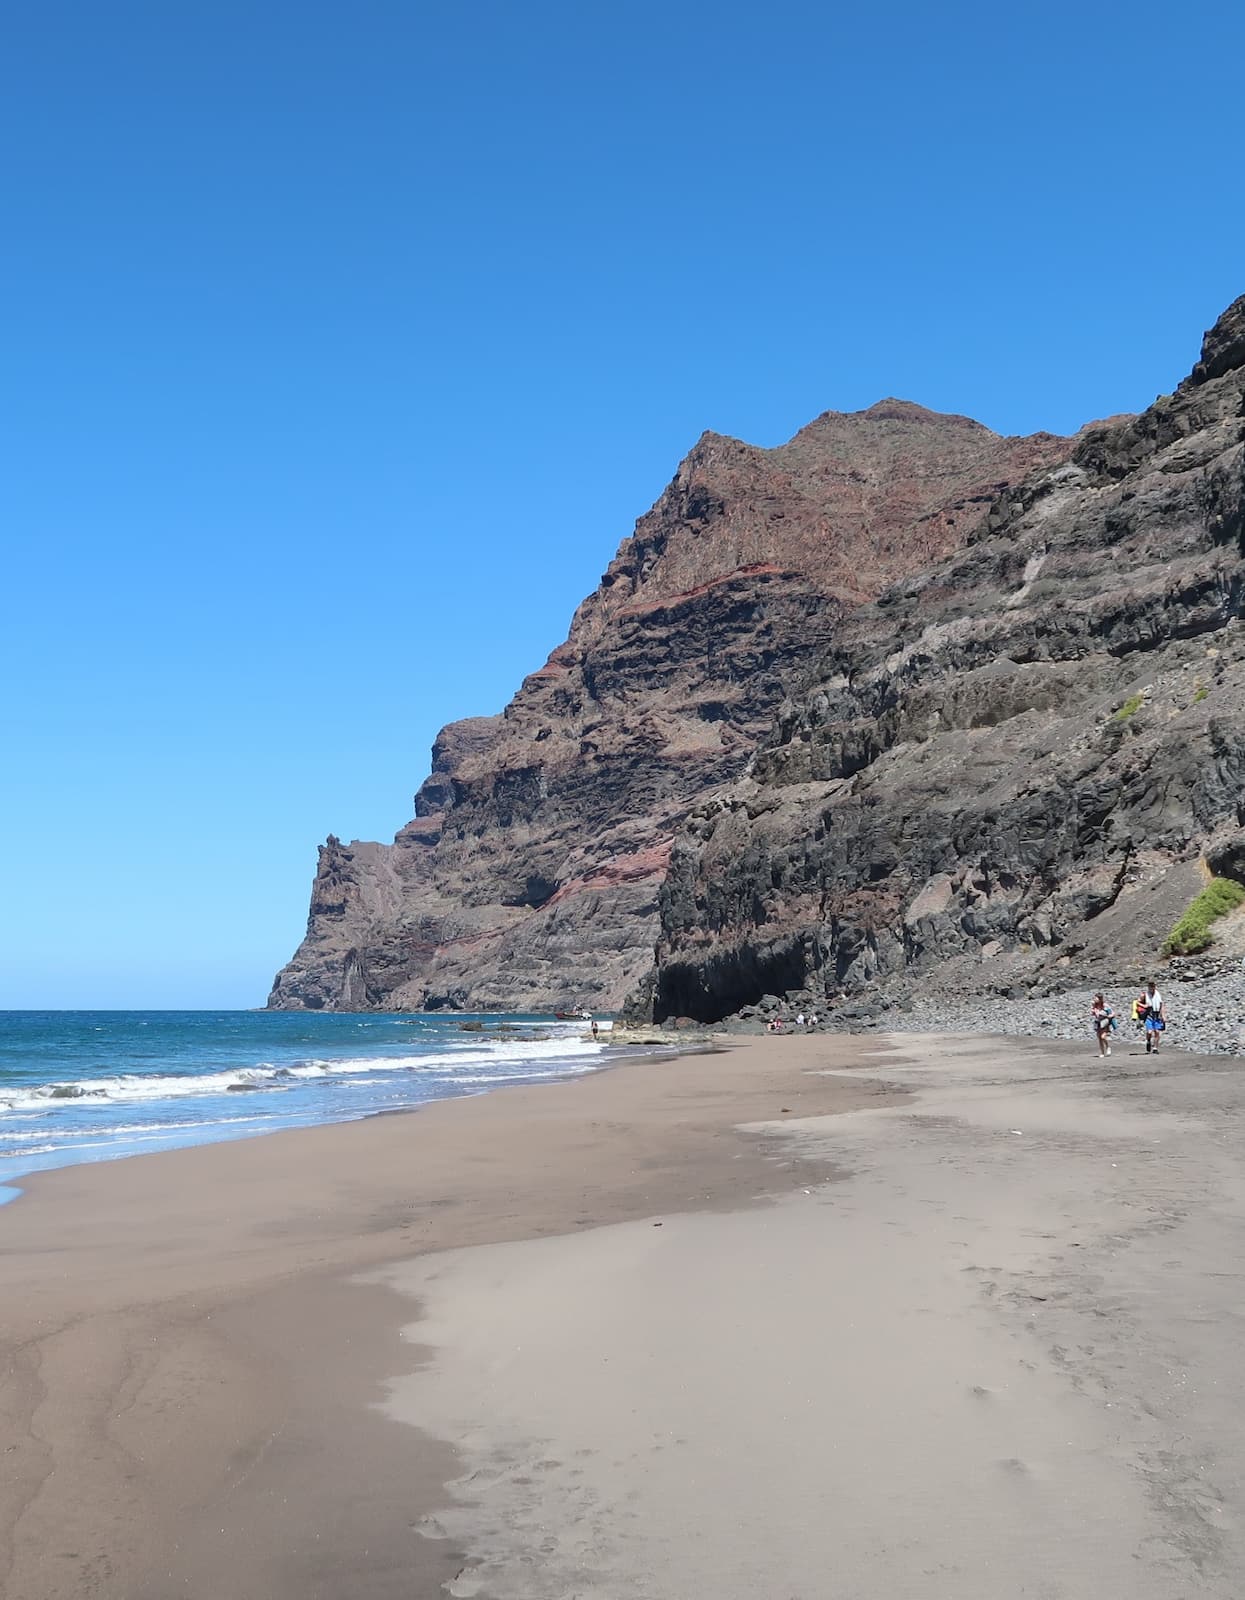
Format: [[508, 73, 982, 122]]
[[380, 1033, 1245, 1597], [4, 1031, 1245, 1597]]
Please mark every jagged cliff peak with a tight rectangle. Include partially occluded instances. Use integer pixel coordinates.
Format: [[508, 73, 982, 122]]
[[569, 401, 1073, 635], [1184, 293, 1245, 389], [697, 397, 994, 452], [852, 398, 988, 428]]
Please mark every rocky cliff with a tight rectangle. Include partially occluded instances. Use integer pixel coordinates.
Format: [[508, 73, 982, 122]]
[[269, 404, 1070, 1010], [650, 297, 1245, 1022]]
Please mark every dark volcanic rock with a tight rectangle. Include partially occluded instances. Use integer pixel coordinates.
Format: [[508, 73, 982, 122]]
[[270, 407, 1069, 1010], [1186, 293, 1245, 388], [649, 298, 1245, 1023], [1207, 832, 1245, 885]]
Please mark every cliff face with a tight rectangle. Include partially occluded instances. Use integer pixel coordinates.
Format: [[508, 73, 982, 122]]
[[651, 298, 1245, 1021], [269, 405, 1070, 1010]]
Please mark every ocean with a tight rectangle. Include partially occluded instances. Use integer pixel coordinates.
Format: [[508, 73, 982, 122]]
[[0, 1010, 617, 1195]]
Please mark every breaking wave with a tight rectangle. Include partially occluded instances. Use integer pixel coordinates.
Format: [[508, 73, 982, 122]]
[[0, 1012, 617, 1185], [0, 1036, 603, 1114]]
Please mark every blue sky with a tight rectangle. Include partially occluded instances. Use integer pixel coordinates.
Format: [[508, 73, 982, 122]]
[[3, 0, 1242, 1007]]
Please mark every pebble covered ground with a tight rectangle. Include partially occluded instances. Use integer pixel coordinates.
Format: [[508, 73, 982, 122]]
[[896, 964, 1245, 1058], [724, 956, 1245, 1059]]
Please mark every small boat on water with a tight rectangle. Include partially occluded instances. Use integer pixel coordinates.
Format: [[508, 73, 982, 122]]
[[554, 1007, 593, 1021]]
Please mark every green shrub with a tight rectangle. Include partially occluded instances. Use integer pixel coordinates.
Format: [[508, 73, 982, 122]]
[[1163, 876, 1245, 955], [1114, 692, 1144, 722], [1193, 682, 1209, 704]]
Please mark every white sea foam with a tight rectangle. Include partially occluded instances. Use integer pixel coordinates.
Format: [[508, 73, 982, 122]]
[[461, 1067, 595, 1083], [0, 1069, 286, 1111], [0, 1115, 275, 1141], [0, 1036, 604, 1114]]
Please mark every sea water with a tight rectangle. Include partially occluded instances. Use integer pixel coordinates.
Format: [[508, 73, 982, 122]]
[[0, 1010, 615, 1192]]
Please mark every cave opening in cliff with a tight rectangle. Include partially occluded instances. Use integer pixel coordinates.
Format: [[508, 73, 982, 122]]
[[654, 940, 810, 1025]]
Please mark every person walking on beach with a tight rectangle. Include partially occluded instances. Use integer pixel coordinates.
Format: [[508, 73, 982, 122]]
[[1143, 980, 1166, 1054], [1091, 993, 1115, 1057]]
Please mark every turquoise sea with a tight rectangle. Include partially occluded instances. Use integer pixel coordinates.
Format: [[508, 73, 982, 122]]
[[0, 1011, 614, 1194]]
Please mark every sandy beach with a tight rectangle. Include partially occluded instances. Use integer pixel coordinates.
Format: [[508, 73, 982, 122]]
[[4, 1031, 1245, 1598]]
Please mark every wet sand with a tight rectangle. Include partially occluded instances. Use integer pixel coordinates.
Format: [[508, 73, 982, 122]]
[[0, 1036, 895, 1599], [6, 1030, 1245, 1597]]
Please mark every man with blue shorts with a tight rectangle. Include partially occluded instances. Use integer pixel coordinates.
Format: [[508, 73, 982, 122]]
[[1143, 980, 1166, 1054]]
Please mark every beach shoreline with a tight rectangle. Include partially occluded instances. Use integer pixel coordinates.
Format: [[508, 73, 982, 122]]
[[0, 1029, 712, 1206], [0, 1032, 898, 1599], [0, 1010, 653, 1193]]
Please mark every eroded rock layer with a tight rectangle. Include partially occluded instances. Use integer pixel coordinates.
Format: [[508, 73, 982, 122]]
[[270, 405, 1069, 1009], [650, 298, 1245, 1022]]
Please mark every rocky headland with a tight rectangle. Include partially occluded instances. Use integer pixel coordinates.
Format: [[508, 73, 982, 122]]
[[270, 403, 1069, 1010], [271, 297, 1245, 1033]]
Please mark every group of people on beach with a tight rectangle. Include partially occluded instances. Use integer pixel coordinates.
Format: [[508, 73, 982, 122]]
[[767, 1012, 819, 1033], [1090, 981, 1167, 1058]]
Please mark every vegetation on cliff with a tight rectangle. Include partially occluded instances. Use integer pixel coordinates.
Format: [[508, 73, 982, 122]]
[[1164, 877, 1245, 956]]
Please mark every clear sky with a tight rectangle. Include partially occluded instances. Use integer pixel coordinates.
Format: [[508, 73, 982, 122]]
[[2, 1, 1242, 1008]]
